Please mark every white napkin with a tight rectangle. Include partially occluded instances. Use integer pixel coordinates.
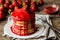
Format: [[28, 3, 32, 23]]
[[33, 14, 56, 40]]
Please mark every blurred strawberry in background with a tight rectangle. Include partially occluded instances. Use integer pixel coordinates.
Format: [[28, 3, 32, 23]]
[[30, 1, 38, 12], [39, 0, 44, 6], [12, 1, 18, 6], [0, 0, 5, 4], [9, 4, 14, 10], [0, 0, 44, 20], [0, 5, 4, 11], [4, 3, 9, 8], [0, 9, 6, 20]]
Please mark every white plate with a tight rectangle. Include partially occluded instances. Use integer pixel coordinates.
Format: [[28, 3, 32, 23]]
[[4, 19, 45, 39]]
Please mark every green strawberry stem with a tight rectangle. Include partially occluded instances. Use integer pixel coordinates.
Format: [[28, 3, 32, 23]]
[[8, 9, 11, 14]]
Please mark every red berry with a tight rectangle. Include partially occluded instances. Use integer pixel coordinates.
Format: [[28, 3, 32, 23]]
[[4, 3, 9, 8], [40, 0, 43, 5], [0, 0, 3, 4], [0, 6, 4, 11], [12, 1, 18, 6], [9, 5, 14, 9], [30, 5, 36, 12]]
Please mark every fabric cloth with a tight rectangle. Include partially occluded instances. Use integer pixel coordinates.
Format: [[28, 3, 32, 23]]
[[32, 14, 56, 40]]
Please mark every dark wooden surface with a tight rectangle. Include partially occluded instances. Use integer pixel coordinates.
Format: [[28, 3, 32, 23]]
[[0, 0, 60, 40]]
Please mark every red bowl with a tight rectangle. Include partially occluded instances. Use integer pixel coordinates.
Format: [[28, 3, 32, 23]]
[[44, 4, 59, 14]]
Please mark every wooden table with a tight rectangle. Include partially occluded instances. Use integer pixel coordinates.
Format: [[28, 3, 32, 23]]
[[0, 0, 60, 40]]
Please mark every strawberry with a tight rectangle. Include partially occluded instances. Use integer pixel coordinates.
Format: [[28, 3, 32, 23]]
[[3, 3, 9, 15], [0, 5, 4, 11], [30, 1, 38, 12], [30, 6, 34, 12], [30, 5, 36, 12], [12, 1, 18, 6], [3, 3, 9, 8], [39, 0, 44, 5], [9, 4, 14, 12], [40, 0, 43, 4], [0, 0, 4, 4], [9, 4, 14, 9], [5, 0, 11, 5]]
